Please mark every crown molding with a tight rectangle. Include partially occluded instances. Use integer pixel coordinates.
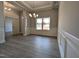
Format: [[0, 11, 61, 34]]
[[33, 5, 52, 10], [8, 1, 59, 12], [19, 1, 53, 12], [20, 1, 33, 11], [8, 1, 33, 12]]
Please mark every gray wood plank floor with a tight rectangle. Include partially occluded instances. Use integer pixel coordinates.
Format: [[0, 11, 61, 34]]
[[0, 35, 60, 58]]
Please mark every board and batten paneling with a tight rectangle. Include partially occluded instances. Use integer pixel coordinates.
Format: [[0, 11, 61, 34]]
[[58, 30, 79, 58], [58, 2, 79, 58]]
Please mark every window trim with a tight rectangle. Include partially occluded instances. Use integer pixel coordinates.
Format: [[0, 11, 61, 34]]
[[36, 18, 42, 30], [36, 17, 50, 31]]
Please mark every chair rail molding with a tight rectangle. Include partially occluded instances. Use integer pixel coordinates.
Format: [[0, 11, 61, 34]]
[[58, 30, 79, 58]]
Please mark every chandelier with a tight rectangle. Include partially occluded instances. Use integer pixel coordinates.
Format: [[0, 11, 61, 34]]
[[4, 7, 11, 11], [29, 13, 38, 18]]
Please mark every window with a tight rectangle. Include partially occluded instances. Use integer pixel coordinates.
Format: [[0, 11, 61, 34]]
[[36, 18, 42, 30], [43, 17, 50, 30], [36, 17, 50, 30]]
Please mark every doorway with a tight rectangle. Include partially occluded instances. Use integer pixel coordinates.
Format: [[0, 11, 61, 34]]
[[5, 16, 13, 38]]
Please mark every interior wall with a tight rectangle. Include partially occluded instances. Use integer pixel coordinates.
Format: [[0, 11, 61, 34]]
[[5, 17, 12, 32], [4, 8, 31, 36], [4, 9, 20, 35], [0, 2, 5, 43], [58, 1, 79, 58], [12, 18, 20, 35], [20, 10, 31, 36], [30, 9, 58, 36], [5, 17, 13, 37]]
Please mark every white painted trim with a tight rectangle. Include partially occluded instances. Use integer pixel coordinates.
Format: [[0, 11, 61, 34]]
[[12, 1, 26, 10], [19, 2, 52, 11], [20, 1, 33, 10], [63, 31, 79, 56], [64, 31, 79, 42], [58, 30, 79, 58], [58, 31, 66, 58], [33, 5, 52, 10]]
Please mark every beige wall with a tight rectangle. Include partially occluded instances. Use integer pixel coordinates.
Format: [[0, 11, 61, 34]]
[[5, 9, 19, 19], [58, 2, 79, 58], [4, 9, 20, 35], [0, 2, 5, 43], [30, 9, 58, 36], [4, 8, 31, 36], [20, 10, 31, 36]]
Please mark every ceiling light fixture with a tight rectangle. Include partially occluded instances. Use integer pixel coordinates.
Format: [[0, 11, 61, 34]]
[[8, 8, 11, 11], [29, 13, 32, 17], [4, 7, 7, 10], [36, 14, 38, 17], [29, 13, 38, 18], [33, 13, 35, 16], [4, 7, 11, 11]]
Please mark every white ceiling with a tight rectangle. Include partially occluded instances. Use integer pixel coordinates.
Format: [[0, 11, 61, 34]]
[[6, 1, 59, 12], [20, 1, 56, 11], [4, 2, 16, 9], [4, 2, 23, 11], [24, 1, 53, 9]]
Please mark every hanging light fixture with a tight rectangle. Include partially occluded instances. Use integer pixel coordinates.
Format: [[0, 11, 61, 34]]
[[36, 14, 38, 17], [33, 13, 35, 16], [29, 13, 38, 18], [29, 13, 32, 17], [4, 7, 11, 11], [8, 8, 11, 11], [4, 7, 7, 10]]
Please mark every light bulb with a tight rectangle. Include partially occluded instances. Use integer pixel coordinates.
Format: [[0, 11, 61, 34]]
[[36, 14, 38, 17], [29, 13, 32, 17], [4, 7, 7, 10], [8, 8, 11, 11], [33, 13, 35, 16]]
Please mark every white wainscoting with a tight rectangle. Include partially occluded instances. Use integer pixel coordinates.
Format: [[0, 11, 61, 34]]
[[58, 30, 79, 58]]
